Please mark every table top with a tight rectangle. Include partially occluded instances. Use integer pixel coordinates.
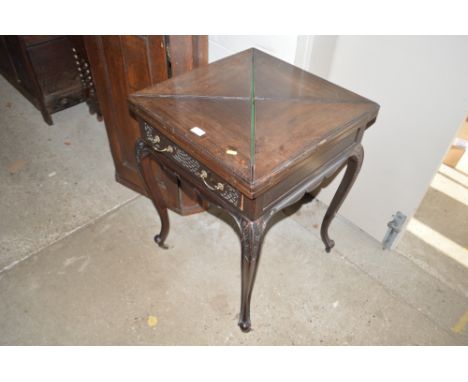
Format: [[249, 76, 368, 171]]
[[129, 48, 379, 197]]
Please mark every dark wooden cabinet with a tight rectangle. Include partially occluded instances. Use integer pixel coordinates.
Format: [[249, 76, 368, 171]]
[[0, 36, 90, 125], [84, 36, 208, 215]]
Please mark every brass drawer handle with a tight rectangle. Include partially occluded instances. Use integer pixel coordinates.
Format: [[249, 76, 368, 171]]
[[198, 170, 224, 191], [148, 135, 173, 153]]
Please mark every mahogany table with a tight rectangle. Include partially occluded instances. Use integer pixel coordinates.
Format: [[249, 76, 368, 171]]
[[128, 48, 379, 332]]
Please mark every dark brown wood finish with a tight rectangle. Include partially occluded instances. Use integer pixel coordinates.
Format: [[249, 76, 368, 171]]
[[130, 49, 378, 198], [68, 36, 101, 121], [129, 48, 379, 332], [84, 35, 208, 215], [0, 35, 93, 125]]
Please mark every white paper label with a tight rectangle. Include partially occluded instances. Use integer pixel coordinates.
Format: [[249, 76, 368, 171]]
[[190, 127, 206, 136]]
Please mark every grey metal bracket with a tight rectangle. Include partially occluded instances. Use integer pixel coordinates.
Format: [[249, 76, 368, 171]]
[[382, 211, 407, 250]]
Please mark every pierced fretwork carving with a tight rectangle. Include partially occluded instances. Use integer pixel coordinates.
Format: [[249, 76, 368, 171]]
[[71, 46, 101, 120], [172, 148, 201, 173], [143, 122, 241, 208]]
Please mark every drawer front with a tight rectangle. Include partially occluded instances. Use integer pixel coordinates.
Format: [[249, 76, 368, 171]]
[[142, 122, 243, 210]]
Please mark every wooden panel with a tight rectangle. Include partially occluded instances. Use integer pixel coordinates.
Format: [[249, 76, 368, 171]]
[[0, 37, 14, 77], [85, 35, 208, 215], [167, 36, 193, 75], [85, 36, 123, 165], [88, 36, 149, 192], [192, 36, 208, 68], [101, 36, 136, 169], [0, 35, 91, 125], [146, 36, 168, 84], [120, 36, 152, 93], [3, 36, 36, 97], [28, 37, 85, 113]]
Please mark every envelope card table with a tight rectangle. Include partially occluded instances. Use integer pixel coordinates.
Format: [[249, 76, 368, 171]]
[[128, 48, 379, 332]]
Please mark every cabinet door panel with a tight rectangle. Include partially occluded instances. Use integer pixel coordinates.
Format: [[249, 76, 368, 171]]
[[85, 35, 208, 215], [3, 36, 36, 100], [0, 37, 14, 78]]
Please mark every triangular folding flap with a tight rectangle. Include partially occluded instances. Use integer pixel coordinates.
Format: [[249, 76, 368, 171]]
[[254, 100, 375, 180], [134, 49, 253, 99], [253, 49, 368, 103]]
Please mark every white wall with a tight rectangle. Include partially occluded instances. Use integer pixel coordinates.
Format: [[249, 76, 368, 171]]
[[295, 36, 337, 78], [208, 35, 298, 63], [309, 36, 468, 245]]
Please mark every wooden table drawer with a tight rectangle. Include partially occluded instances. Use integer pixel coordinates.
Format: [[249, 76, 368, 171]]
[[142, 121, 243, 210]]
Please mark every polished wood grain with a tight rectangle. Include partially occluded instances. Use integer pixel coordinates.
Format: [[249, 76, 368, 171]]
[[85, 35, 208, 215], [135, 48, 252, 97], [130, 48, 379, 332], [129, 48, 379, 198]]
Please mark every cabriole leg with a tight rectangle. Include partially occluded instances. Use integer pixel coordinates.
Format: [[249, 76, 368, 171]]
[[135, 139, 170, 248], [321, 144, 364, 252], [237, 217, 268, 332]]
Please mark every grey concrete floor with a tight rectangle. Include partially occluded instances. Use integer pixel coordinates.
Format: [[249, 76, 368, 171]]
[[398, 164, 468, 299], [1, 76, 467, 345], [0, 76, 136, 271]]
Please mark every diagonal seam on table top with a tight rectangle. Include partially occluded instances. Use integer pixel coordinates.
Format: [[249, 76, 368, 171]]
[[128, 47, 380, 195], [132, 47, 374, 104]]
